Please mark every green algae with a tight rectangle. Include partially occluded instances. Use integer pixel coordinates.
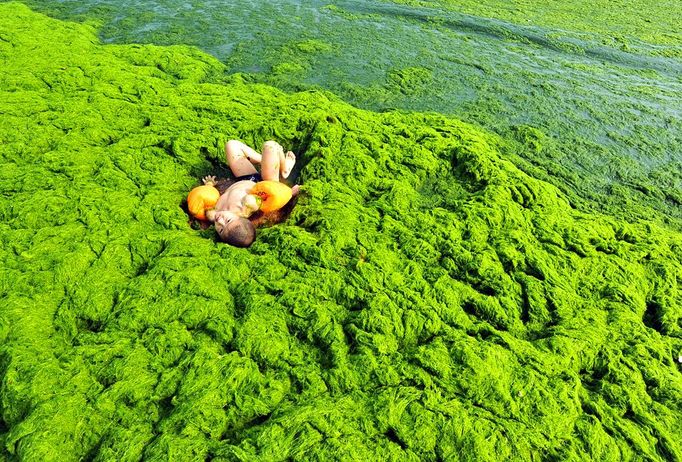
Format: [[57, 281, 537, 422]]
[[385, 0, 682, 52], [10, 0, 682, 228], [229, 3, 682, 227], [1, 4, 681, 461]]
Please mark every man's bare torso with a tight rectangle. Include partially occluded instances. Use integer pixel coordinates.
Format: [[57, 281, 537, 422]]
[[213, 180, 257, 217]]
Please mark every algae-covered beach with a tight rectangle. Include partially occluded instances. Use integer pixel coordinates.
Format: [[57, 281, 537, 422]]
[[1, 1, 681, 461]]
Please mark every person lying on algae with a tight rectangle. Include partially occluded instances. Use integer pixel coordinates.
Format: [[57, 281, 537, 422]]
[[187, 140, 299, 247]]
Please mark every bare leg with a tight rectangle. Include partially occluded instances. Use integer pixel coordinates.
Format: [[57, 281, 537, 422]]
[[282, 150, 296, 179], [225, 140, 260, 177], [260, 141, 296, 181]]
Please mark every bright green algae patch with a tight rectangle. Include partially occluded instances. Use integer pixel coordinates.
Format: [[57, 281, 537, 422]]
[[1, 4, 682, 461], [11, 0, 682, 226]]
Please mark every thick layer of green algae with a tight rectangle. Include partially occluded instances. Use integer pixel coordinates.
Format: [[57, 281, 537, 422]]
[[11, 0, 682, 228], [1, 4, 681, 461]]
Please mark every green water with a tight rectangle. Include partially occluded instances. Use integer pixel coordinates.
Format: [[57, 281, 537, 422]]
[[0, 2, 681, 461]]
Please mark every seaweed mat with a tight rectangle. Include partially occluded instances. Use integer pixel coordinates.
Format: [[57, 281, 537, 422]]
[[0, 4, 681, 461]]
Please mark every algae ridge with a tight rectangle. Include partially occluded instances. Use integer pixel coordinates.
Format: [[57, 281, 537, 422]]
[[0, 4, 681, 461]]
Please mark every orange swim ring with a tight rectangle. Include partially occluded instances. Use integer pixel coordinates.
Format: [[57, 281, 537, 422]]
[[251, 180, 293, 213], [187, 183, 220, 220]]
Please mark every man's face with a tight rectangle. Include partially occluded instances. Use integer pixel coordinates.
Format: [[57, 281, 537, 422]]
[[214, 211, 239, 240]]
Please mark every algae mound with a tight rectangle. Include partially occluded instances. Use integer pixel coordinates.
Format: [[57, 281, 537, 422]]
[[0, 4, 681, 461]]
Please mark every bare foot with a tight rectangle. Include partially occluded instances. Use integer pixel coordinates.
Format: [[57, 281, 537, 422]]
[[291, 184, 300, 197], [282, 151, 296, 179], [202, 175, 217, 186]]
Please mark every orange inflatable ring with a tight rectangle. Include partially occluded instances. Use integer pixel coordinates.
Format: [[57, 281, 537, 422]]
[[187, 183, 220, 220], [251, 180, 293, 213]]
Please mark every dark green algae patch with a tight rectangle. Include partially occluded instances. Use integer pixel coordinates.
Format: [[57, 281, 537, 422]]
[[1, 4, 681, 461]]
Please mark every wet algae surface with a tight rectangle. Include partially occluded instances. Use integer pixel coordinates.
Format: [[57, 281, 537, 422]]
[[13, 0, 682, 227], [1, 3, 682, 462]]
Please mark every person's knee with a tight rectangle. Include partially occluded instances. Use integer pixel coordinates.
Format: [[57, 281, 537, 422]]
[[262, 140, 280, 152], [226, 140, 245, 159], [226, 139, 242, 152]]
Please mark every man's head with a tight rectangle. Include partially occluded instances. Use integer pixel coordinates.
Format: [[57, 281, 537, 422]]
[[214, 211, 256, 247]]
